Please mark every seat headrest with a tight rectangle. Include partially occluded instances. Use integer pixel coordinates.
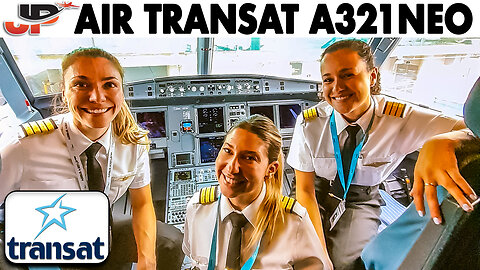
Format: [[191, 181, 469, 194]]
[[464, 77, 480, 137]]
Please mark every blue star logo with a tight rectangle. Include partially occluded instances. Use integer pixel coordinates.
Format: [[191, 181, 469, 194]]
[[34, 193, 76, 240]]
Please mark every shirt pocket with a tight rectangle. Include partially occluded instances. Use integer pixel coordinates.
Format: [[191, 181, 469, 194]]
[[312, 157, 337, 181], [24, 178, 80, 190], [109, 171, 136, 202], [356, 155, 395, 185]]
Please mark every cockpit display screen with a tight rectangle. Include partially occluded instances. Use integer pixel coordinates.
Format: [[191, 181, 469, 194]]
[[279, 104, 301, 129], [174, 171, 192, 181], [137, 111, 167, 138], [200, 136, 224, 164], [197, 107, 224, 133], [249, 106, 275, 123]]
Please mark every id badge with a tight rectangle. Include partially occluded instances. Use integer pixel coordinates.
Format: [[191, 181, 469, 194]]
[[329, 199, 346, 231]]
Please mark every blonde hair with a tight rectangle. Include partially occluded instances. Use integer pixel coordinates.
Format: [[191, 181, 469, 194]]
[[227, 115, 285, 250], [59, 47, 149, 145]]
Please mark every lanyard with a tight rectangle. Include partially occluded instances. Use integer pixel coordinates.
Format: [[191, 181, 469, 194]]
[[62, 120, 115, 195], [207, 195, 262, 270], [329, 100, 376, 200]]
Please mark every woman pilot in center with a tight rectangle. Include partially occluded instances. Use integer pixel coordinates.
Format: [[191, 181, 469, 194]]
[[183, 115, 332, 270]]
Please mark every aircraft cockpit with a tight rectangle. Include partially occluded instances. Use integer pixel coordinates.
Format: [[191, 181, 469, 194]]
[[0, 37, 479, 269]]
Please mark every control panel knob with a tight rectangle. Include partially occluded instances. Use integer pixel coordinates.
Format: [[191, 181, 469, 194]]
[[191, 86, 197, 92], [179, 86, 185, 92], [254, 85, 260, 90], [199, 86, 205, 92], [236, 84, 242, 90], [226, 85, 232, 91], [159, 88, 165, 93], [168, 86, 175, 93], [245, 84, 251, 89]]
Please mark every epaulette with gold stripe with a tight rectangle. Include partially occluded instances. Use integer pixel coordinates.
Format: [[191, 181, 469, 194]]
[[383, 101, 406, 118], [199, 186, 219, 205], [20, 118, 58, 137], [302, 107, 319, 121], [281, 196, 296, 214]]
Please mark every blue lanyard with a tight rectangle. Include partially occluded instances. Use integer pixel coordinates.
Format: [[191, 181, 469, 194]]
[[207, 195, 262, 270], [329, 100, 376, 200]]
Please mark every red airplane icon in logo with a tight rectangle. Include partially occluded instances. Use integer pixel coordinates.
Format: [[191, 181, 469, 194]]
[[56, 2, 79, 8]]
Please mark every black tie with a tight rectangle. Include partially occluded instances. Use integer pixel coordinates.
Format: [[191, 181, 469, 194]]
[[85, 142, 104, 192], [331, 125, 361, 199], [226, 213, 248, 270]]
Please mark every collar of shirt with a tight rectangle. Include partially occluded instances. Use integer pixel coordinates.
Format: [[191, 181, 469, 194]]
[[219, 182, 267, 229], [333, 101, 375, 136], [66, 113, 112, 157]]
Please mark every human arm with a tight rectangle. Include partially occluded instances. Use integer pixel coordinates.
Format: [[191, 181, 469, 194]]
[[411, 126, 477, 224], [130, 184, 157, 269], [295, 170, 333, 269], [0, 140, 24, 204], [293, 202, 333, 270]]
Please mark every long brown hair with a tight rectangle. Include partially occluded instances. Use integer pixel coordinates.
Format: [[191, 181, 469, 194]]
[[227, 114, 285, 249], [59, 47, 148, 145], [320, 39, 382, 95]]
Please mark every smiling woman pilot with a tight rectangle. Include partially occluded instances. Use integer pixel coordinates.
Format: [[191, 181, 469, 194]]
[[0, 48, 183, 270], [183, 115, 332, 270], [287, 39, 475, 269]]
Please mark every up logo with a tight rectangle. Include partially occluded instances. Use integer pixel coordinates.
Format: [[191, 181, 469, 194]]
[[4, 191, 109, 264], [3, 2, 79, 35]]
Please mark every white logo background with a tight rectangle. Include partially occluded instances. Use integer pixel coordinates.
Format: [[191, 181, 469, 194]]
[[4, 191, 109, 263]]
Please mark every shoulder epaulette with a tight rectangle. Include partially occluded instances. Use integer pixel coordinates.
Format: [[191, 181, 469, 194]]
[[20, 118, 58, 137], [281, 196, 297, 213], [199, 186, 219, 205], [382, 101, 406, 118], [302, 107, 319, 121]]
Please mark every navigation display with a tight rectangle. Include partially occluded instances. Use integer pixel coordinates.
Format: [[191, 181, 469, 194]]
[[200, 136, 224, 164], [137, 111, 167, 138], [279, 104, 301, 129], [249, 105, 275, 122]]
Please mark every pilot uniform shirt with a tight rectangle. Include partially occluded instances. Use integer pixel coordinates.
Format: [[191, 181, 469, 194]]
[[183, 184, 330, 270], [287, 95, 461, 188], [0, 113, 150, 204]]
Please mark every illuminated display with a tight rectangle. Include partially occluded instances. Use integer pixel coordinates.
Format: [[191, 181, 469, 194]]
[[250, 106, 274, 122], [175, 153, 192, 166], [279, 104, 301, 129], [174, 171, 192, 181], [181, 120, 193, 133], [200, 136, 224, 164], [137, 111, 167, 138], [197, 107, 224, 133]]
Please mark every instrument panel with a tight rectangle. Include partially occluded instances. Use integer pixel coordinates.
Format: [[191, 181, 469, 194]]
[[129, 75, 320, 230]]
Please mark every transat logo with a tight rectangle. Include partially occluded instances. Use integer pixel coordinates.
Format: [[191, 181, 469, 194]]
[[5, 191, 109, 264], [34, 193, 76, 240]]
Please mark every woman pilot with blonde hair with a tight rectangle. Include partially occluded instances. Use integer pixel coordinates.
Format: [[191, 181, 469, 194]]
[[0, 47, 183, 269], [183, 114, 332, 270]]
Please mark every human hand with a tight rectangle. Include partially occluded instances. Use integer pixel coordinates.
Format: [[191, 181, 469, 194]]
[[411, 134, 477, 224]]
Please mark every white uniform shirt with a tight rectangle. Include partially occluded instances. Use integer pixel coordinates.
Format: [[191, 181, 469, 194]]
[[0, 113, 150, 204], [287, 95, 460, 186], [183, 184, 330, 270]]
